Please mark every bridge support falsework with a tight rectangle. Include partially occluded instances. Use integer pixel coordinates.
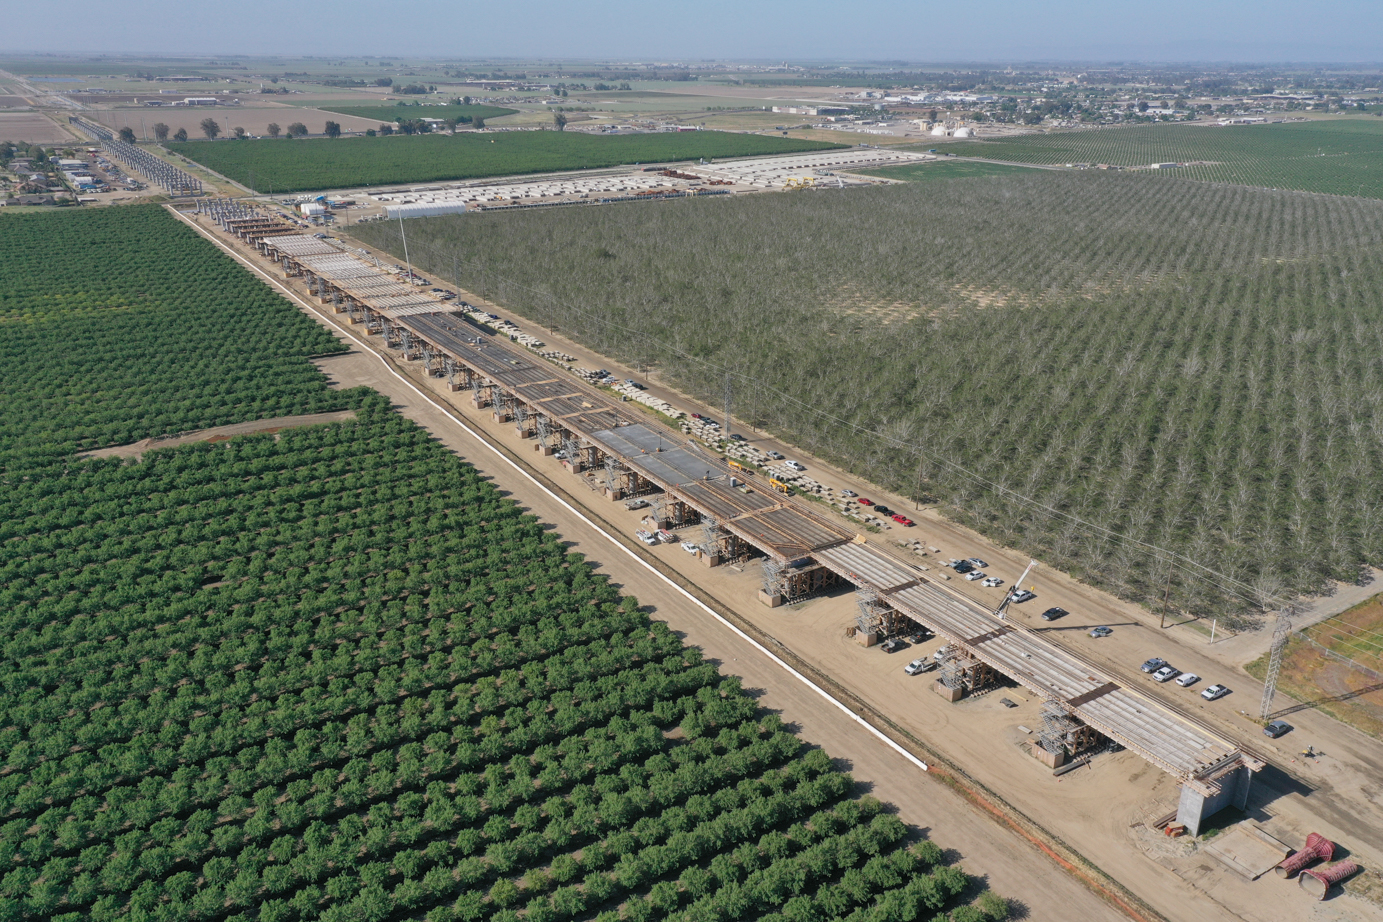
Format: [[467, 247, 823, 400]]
[[201, 208, 1268, 840]]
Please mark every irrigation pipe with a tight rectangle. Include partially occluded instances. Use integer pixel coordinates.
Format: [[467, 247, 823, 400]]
[[170, 206, 930, 776]]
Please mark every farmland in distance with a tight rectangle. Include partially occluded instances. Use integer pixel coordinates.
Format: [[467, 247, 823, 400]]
[[166, 131, 843, 193], [317, 103, 518, 125], [355, 171, 1383, 625], [0, 205, 1004, 922], [928, 119, 1383, 199]]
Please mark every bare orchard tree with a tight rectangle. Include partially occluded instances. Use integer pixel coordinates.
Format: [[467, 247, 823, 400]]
[[152, 122, 170, 142], [266, 122, 281, 139], [199, 117, 221, 140]]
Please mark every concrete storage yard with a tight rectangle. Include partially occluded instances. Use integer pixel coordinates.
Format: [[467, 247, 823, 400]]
[[369, 171, 704, 211], [690, 147, 931, 186], [345, 149, 920, 217], [173, 198, 1383, 922]]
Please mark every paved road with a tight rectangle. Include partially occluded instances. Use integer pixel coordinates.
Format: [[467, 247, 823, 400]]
[[0, 68, 82, 110]]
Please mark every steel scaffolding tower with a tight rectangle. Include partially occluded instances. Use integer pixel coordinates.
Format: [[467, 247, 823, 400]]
[[854, 586, 887, 636], [1039, 701, 1079, 755], [762, 558, 788, 599], [700, 516, 722, 556], [938, 647, 966, 690]]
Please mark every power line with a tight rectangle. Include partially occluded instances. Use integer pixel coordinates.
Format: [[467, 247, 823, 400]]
[[362, 223, 1283, 612]]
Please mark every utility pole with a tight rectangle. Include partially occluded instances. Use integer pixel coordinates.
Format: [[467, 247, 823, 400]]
[[1160, 565, 1172, 629], [723, 373, 732, 441], [397, 210, 414, 285], [914, 455, 924, 511]]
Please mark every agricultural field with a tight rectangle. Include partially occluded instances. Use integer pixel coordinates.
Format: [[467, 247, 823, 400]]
[[857, 160, 1043, 183], [931, 119, 1383, 199], [0, 112, 71, 144], [0, 206, 355, 473], [1246, 593, 1383, 739], [317, 103, 518, 125], [356, 171, 1383, 626], [0, 205, 1004, 922], [165, 131, 843, 193]]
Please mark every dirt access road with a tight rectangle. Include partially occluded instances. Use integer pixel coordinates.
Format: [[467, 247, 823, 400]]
[[184, 209, 1383, 921], [174, 208, 1130, 922], [81, 410, 356, 460]]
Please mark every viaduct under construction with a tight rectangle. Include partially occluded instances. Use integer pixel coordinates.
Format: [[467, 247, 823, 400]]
[[201, 201, 1265, 835]]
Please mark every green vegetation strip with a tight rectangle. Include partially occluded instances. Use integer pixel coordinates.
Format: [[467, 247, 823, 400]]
[[0, 204, 1008, 922], [354, 171, 1383, 626], [166, 131, 843, 193], [931, 119, 1383, 199], [317, 103, 518, 125], [859, 160, 1042, 182]]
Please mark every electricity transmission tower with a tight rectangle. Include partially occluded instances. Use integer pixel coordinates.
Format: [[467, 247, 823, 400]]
[[1259, 611, 1293, 721]]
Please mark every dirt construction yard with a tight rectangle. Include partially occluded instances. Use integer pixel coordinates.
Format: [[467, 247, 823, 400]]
[[177, 206, 1383, 922]]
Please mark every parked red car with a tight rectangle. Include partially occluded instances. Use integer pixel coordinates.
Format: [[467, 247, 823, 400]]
[[891, 514, 914, 526], [857, 498, 874, 506]]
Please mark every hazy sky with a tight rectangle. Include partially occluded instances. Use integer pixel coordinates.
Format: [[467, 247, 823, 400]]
[[4, 0, 1381, 63]]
